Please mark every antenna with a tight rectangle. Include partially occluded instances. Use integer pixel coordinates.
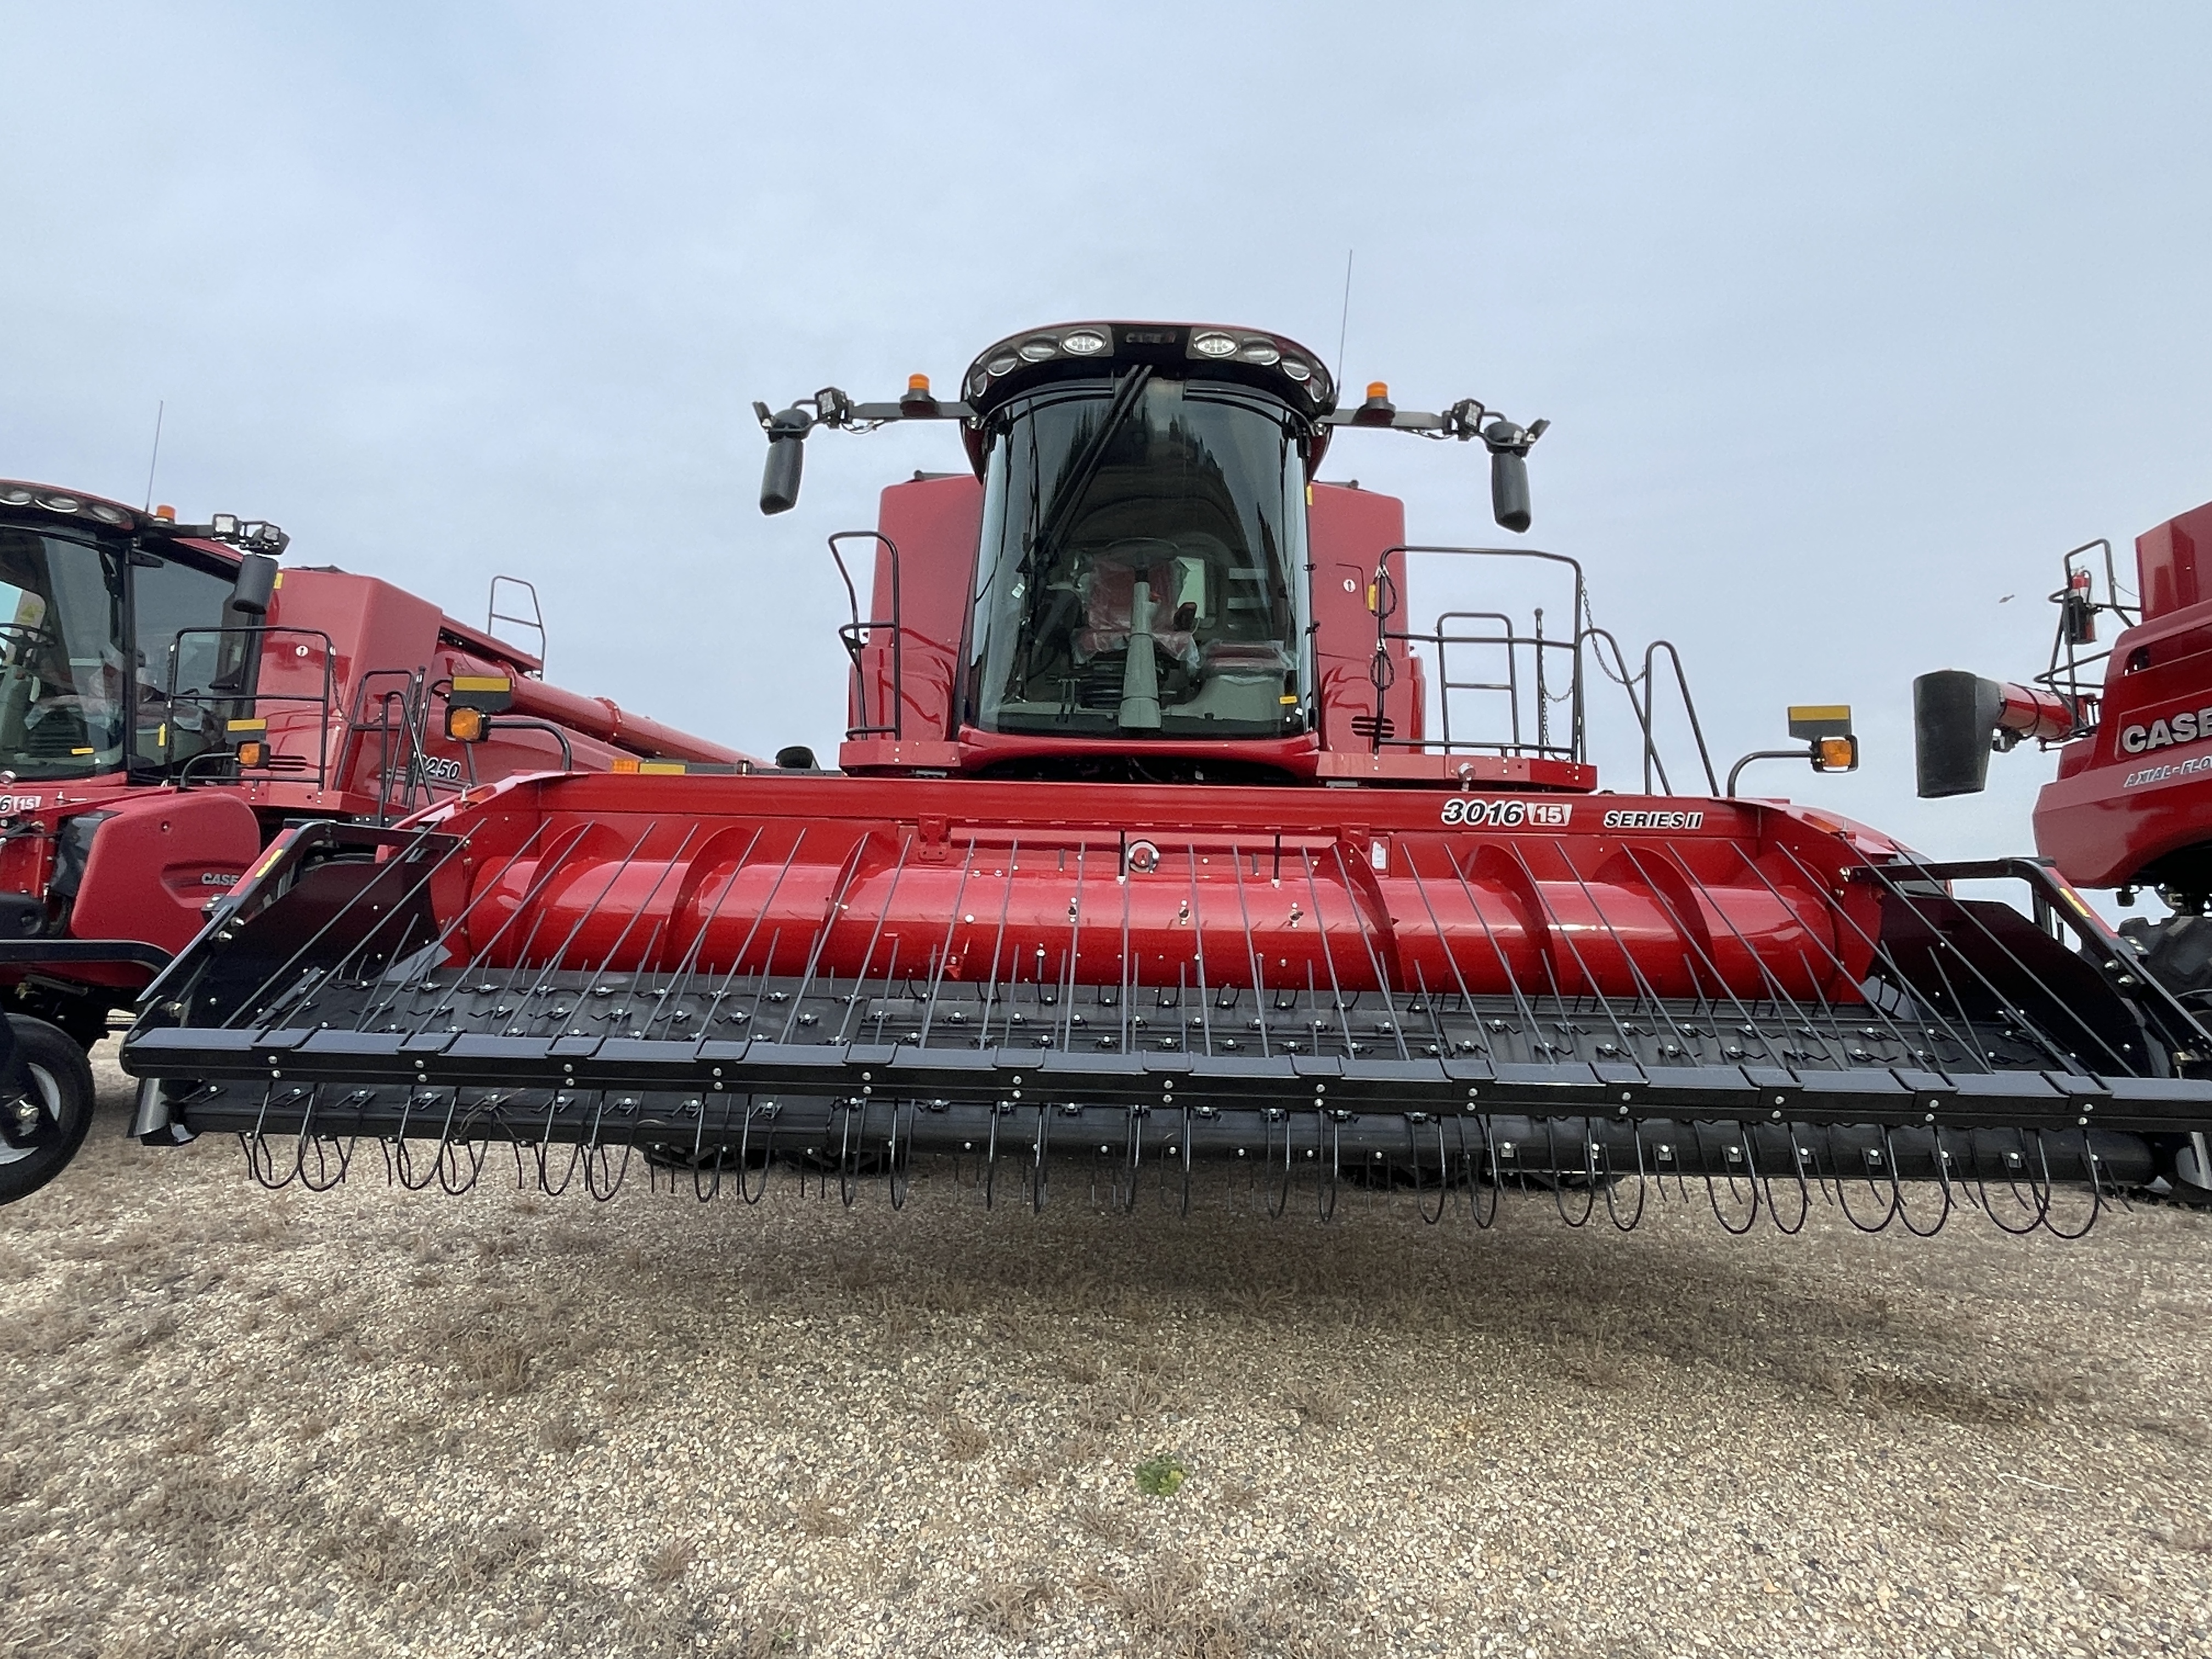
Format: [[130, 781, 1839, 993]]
[[142, 400, 165, 512], [1333, 250, 1354, 389]]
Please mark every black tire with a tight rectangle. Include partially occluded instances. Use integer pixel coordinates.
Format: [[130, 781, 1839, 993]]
[[0, 1015, 99, 1205]]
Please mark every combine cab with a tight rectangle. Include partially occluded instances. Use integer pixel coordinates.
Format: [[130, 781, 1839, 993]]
[[0, 481, 752, 1202], [117, 325, 2212, 1233]]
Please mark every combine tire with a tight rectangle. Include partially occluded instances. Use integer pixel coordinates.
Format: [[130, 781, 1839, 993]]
[[0, 1016, 98, 1205]]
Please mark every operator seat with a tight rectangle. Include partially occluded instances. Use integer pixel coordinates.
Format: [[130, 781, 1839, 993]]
[[1074, 553, 1198, 670]]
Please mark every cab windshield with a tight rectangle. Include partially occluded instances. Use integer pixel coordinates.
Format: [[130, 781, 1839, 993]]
[[0, 525, 242, 782], [966, 375, 1311, 739], [0, 529, 128, 779]]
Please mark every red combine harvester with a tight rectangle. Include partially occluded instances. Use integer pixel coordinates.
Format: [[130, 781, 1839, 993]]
[[0, 480, 750, 1201], [115, 324, 2212, 1234], [1916, 497, 2212, 1199]]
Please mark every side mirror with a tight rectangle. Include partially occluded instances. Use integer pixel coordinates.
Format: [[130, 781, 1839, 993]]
[[759, 406, 811, 516], [228, 552, 278, 618], [1913, 670, 2002, 798], [1480, 417, 1542, 534], [1489, 448, 1531, 534]]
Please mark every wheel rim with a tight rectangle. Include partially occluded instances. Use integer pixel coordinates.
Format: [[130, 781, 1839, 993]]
[[0, 1064, 65, 1167]]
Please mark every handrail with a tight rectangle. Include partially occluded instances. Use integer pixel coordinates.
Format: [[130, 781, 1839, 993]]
[[165, 625, 337, 792], [828, 530, 904, 741], [1365, 544, 1588, 764]]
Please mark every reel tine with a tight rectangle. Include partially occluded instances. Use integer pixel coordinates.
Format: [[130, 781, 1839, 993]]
[[239, 1128, 289, 1191], [1413, 1115, 1447, 1227], [1831, 1128, 1904, 1233], [1600, 1123, 1648, 1233], [1317, 1110, 1339, 1225], [2038, 1130, 2104, 1240], [1760, 1124, 1812, 1235], [1702, 1122, 1762, 1235], [1892, 1127, 1954, 1237], [1544, 1118, 1597, 1228], [889, 1102, 912, 1211]]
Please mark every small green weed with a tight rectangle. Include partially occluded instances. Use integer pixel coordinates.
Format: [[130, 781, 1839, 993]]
[[1133, 1454, 1187, 1497]]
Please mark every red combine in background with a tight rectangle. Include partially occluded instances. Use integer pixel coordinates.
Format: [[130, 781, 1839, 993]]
[[111, 324, 2212, 1233], [0, 480, 751, 1201], [1916, 497, 2212, 1198]]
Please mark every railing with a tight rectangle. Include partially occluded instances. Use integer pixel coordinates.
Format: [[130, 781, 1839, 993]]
[[165, 626, 336, 791], [2033, 537, 2136, 746], [828, 531, 904, 741], [1365, 544, 1717, 792]]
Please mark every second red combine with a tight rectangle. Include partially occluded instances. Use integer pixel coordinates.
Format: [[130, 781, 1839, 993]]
[[117, 323, 2212, 1233]]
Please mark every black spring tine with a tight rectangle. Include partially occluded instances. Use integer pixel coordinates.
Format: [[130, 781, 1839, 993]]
[[413, 819, 597, 1014], [1762, 1126, 1812, 1235], [837, 1100, 862, 1209], [1439, 847, 1547, 1052], [1640, 847, 1800, 1070], [973, 838, 1021, 1049], [1031, 1103, 1051, 1214], [646, 827, 769, 1039], [1702, 1124, 1762, 1235], [739, 1106, 771, 1205], [1974, 1127, 2055, 1235], [1759, 842, 1988, 1063], [1412, 1115, 1448, 1225], [1265, 1111, 1291, 1219], [1118, 849, 1135, 1057], [1830, 1128, 1902, 1232], [698, 833, 812, 1030], [584, 1138, 633, 1203], [984, 1103, 1000, 1211], [1399, 850, 1483, 1038], [1296, 850, 1358, 1054], [889, 1102, 912, 1211], [1543, 1117, 1597, 1227], [1891, 1126, 1955, 1237], [1178, 1105, 1194, 1219], [780, 833, 883, 1045], [1323, 842, 1412, 1062], [509, 819, 663, 1011], [1227, 842, 1272, 1059], [1317, 1110, 1339, 1223], [1517, 843, 1643, 1058], [2038, 1131, 2104, 1239], [1184, 842, 1214, 1058], [1058, 842, 1090, 1053], [1601, 1124, 1649, 1232], [1551, 847, 1696, 1054], [1726, 847, 1927, 1058]]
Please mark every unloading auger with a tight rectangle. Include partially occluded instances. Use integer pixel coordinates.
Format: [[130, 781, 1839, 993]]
[[118, 322, 2212, 1233]]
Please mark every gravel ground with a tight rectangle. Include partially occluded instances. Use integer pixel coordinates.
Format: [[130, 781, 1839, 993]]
[[2, 1047, 2209, 1659]]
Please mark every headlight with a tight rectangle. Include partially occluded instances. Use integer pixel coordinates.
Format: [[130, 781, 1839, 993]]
[[1280, 358, 1312, 382], [1190, 331, 1238, 358], [1018, 337, 1058, 362], [38, 494, 80, 514], [1060, 329, 1108, 356], [1239, 340, 1281, 365], [986, 354, 1018, 376]]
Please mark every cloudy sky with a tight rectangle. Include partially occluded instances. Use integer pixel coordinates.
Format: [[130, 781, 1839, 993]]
[[4, 2, 2207, 878]]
